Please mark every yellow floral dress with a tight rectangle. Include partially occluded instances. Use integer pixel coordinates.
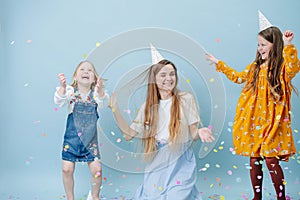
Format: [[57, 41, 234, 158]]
[[216, 44, 300, 161]]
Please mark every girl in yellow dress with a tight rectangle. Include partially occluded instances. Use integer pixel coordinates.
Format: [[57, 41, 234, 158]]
[[206, 26, 299, 200]]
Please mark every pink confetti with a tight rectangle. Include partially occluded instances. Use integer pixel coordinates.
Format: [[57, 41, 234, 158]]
[[78, 132, 82, 137], [54, 107, 58, 111], [176, 180, 180, 185], [227, 170, 232, 175]]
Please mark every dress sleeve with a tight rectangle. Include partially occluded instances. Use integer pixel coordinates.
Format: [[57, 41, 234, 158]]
[[283, 44, 300, 81], [54, 85, 74, 107], [216, 61, 252, 84], [181, 93, 201, 126], [129, 103, 146, 134]]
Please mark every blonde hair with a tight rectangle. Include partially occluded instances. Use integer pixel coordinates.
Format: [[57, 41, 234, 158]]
[[143, 59, 181, 161], [70, 60, 99, 89]]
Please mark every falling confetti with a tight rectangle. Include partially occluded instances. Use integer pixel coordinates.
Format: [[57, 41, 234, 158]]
[[186, 78, 190, 83], [10, 41, 15, 45], [227, 170, 233, 175], [209, 78, 215, 82], [96, 42, 101, 47]]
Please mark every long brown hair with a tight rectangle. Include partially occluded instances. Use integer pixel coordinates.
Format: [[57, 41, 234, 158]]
[[143, 59, 181, 161], [246, 26, 284, 101], [70, 60, 99, 89]]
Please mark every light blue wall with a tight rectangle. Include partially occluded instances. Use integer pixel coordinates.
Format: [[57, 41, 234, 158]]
[[1, 0, 300, 199]]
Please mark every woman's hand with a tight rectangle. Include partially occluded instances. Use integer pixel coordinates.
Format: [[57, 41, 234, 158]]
[[109, 92, 117, 110], [205, 53, 219, 65], [283, 30, 294, 46], [198, 127, 215, 143]]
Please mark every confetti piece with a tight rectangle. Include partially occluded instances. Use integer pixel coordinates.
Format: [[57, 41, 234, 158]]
[[10, 41, 15, 45], [83, 53, 87, 58], [26, 39, 32, 43], [116, 138, 121, 143], [96, 42, 101, 47], [158, 186, 163, 191], [205, 163, 210, 168], [176, 180, 180, 185], [216, 38, 220, 43], [294, 129, 298, 133], [54, 107, 58, 111], [227, 170, 232, 175], [276, 115, 281, 120], [204, 146, 208, 152], [78, 132, 82, 137], [257, 175, 262, 179], [111, 131, 115, 136], [24, 83, 29, 87], [186, 78, 190, 83], [209, 78, 215, 82], [215, 164, 221, 168]]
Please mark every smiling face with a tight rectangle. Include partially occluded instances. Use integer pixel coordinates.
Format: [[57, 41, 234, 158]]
[[74, 61, 96, 87], [257, 35, 273, 60], [155, 64, 176, 94]]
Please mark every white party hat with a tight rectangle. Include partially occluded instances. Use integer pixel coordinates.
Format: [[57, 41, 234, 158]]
[[150, 43, 164, 64], [258, 10, 272, 31]]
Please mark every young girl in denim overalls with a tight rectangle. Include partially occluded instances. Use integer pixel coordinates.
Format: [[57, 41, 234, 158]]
[[54, 61, 109, 200]]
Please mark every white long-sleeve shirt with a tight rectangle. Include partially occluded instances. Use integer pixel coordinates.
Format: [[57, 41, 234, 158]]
[[54, 85, 110, 115]]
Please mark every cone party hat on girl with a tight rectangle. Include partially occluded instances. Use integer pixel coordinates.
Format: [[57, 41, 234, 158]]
[[258, 10, 272, 32], [150, 43, 164, 64]]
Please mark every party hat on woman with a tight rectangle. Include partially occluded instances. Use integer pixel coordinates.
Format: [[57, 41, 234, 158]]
[[150, 43, 164, 64], [258, 10, 273, 31]]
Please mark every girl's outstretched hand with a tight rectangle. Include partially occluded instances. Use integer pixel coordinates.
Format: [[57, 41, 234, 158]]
[[205, 53, 219, 65], [58, 73, 67, 88], [283, 30, 294, 46], [95, 77, 104, 97], [198, 127, 215, 143]]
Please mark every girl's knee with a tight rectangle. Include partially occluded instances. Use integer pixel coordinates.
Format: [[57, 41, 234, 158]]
[[62, 166, 74, 175]]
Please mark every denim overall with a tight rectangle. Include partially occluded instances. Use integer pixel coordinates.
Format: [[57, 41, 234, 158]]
[[62, 89, 100, 162]]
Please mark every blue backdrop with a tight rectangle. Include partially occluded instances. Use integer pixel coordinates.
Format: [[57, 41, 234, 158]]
[[1, 0, 300, 199]]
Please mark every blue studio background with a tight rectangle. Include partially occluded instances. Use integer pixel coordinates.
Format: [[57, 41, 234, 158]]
[[1, 0, 300, 199]]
